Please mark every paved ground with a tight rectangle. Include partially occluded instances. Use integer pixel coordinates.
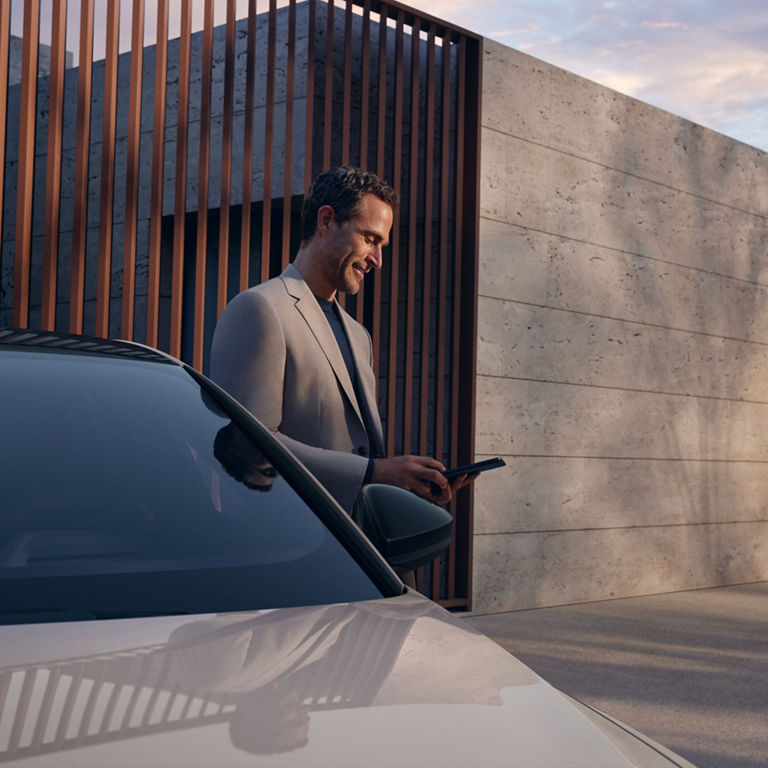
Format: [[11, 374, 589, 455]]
[[462, 582, 768, 768]]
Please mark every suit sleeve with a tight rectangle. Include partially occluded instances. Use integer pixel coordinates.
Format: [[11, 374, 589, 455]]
[[209, 289, 286, 431], [209, 290, 369, 514]]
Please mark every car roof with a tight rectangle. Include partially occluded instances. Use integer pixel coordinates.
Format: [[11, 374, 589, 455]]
[[0, 327, 176, 365]]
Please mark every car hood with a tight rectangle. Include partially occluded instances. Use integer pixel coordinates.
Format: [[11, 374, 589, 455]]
[[0, 592, 693, 768]]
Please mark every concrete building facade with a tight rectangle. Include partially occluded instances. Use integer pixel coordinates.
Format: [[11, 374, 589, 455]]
[[472, 40, 768, 612]]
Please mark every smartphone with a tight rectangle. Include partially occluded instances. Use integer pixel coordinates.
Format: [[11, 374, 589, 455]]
[[431, 457, 506, 496], [442, 456, 506, 479]]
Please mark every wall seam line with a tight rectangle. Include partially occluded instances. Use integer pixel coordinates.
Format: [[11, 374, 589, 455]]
[[475, 520, 768, 536], [476, 295, 768, 349], [478, 216, 768, 290], [480, 125, 768, 222], [476, 373, 768, 405], [471, 453, 768, 464]]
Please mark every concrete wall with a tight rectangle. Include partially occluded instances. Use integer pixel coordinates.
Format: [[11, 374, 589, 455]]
[[473, 39, 768, 613]]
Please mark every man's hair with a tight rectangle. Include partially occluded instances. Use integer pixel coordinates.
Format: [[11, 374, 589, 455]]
[[300, 166, 399, 242]]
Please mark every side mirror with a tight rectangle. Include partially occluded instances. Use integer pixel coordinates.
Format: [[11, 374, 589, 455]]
[[356, 484, 453, 574]]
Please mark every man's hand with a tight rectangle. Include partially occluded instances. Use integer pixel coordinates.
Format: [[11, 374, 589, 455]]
[[371, 456, 475, 504]]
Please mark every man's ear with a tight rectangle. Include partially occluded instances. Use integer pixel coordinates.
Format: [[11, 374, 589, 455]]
[[316, 204, 335, 234]]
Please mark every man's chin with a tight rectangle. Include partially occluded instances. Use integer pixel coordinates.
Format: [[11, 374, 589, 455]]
[[339, 280, 362, 295]]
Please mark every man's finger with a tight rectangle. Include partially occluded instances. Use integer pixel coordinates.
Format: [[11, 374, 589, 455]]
[[433, 485, 453, 503], [423, 468, 450, 497], [411, 455, 445, 472], [449, 473, 468, 490]]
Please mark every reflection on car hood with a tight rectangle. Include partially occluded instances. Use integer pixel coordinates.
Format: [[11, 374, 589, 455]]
[[0, 593, 689, 768]]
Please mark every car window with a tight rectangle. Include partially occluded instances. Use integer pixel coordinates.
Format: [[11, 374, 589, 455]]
[[0, 350, 384, 624]]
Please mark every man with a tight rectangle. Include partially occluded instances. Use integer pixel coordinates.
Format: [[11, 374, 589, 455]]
[[210, 166, 468, 515]]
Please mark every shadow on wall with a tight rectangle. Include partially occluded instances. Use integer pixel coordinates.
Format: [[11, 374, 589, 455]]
[[602, 114, 768, 589]]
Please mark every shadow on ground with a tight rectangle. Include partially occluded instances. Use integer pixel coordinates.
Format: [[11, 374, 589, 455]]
[[463, 582, 768, 768]]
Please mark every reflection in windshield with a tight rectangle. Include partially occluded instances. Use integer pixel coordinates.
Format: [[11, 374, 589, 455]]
[[0, 352, 383, 621], [213, 422, 279, 492]]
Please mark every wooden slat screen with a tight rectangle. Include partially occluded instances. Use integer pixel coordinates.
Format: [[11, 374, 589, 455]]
[[0, 0, 481, 609], [11, 0, 39, 329]]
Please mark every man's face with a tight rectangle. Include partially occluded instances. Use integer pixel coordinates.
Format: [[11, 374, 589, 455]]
[[317, 194, 393, 297]]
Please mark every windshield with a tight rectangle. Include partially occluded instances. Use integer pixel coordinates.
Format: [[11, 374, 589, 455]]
[[0, 349, 384, 624]]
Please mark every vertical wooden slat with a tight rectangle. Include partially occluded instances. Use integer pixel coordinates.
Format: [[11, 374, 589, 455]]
[[453, 36, 468, 458], [422, 28, 438, 598], [121, 0, 145, 340], [456, 34, 482, 605], [358, 0, 370, 170], [240, 0, 257, 288], [304, 0, 316, 192], [385, 10, 404, 456], [0, 2, 10, 251], [375, 3, 387, 176], [371, 3, 388, 378], [446, 34, 466, 602], [95, 0, 121, 338], [170, 0, 192, 358], [261, 0, 277, 283], [437, 32, 452, 597], [323, 0, 334, 170], [146, 0, 169, 347], [355, 0, 371, 326], [217, 0, 236, 315], [70, 0, 94, 334], [281, 0, 297, 269], [420, 28, 435, 457], [445, 33, 483, 604], [41, 0, 68, 331], [341, 0, 352, 164], [193, 0, 215, 370], [333, 0, 353, 312], [12, 0, 40, 328], [403, 17, 420, 456], [448, 35, 465, 592]]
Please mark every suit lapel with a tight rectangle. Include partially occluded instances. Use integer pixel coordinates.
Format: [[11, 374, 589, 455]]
[[281, 266, 363, 423], [337, 306, 386, 458]]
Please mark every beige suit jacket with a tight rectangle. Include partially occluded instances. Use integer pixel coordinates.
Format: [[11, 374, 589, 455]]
[[210, 264, 384, 513]]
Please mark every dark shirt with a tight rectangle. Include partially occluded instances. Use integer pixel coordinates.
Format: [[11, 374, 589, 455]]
[[316, 297, 379, 482]]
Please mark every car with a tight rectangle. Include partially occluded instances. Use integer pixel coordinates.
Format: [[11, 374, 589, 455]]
[[0, 327, 696, 767]]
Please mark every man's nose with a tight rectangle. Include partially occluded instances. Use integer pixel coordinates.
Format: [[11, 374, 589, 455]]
[[368, 245, 383, 269]]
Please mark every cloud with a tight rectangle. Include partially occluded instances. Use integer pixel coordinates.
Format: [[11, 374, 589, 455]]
[[406, 0, 768, 149], [25, 0, 764, 151], [549, 17, 768, 148], [640, 21, 688, 30]]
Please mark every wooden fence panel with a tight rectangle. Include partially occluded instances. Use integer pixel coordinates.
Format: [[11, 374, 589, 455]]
[[0, 0, 481, 609]]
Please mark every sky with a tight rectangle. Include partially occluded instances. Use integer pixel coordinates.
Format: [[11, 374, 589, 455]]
[[410, 0, 768, 152], [13, 0, 768, 152]]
